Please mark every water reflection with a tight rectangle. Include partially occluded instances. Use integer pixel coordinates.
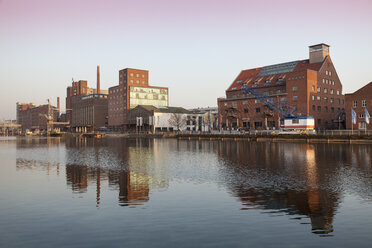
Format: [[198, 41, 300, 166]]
[[218, 141, 372, 236], [13, 137, 372, 236]]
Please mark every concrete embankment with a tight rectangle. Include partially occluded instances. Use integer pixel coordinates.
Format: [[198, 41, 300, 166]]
[[175, 133, 372, 144], [63, 132, 372, 144]]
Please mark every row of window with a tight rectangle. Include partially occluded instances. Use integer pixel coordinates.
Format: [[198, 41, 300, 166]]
[[353, 100, 367, 108], [311, 96, 344, 104], [120, 73, 146, 78], [312, 85, 340, 95], [109, 88, 124, 94], [322, 79, 335, 85], [325, 70, 332, 76], [288, 75, 305, 81], [312, 105, 343, 113]]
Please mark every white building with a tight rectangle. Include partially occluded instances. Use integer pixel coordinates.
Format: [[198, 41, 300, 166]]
[[127, 105, 207, 132]]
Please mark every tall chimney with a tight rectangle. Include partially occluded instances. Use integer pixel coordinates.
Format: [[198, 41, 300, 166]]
[[57, 97, 60, 112], [97, 65, 100, 94]]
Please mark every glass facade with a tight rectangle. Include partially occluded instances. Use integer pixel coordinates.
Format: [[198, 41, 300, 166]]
[[129, 86, 168, 109]]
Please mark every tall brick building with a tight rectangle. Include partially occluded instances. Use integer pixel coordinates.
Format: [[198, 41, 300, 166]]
[[345, 82, 372, 130], [108, 68, 168, 130], [218, 44, 345, 130], [67, 66, 109, 132]]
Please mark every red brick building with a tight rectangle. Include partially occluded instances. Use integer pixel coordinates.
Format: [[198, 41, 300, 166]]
[[108, 68, 168, 130], [16, 102, 59, 133], [218, 44, 345, 130], [345, 82, 372, 130]]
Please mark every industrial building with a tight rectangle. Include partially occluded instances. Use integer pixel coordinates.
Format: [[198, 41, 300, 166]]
[[345, 82, 372, 130], [16, 100, 59, 133], [68, 66, 109, 132], [217, 43, 345, 130], [108, 68, 168, 130]]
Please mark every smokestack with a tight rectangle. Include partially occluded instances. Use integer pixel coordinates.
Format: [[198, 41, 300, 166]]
[[57, 97, 60, 112], [97, 65, 100, 94]]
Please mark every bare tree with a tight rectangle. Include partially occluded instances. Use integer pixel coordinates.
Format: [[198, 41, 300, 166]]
[[168, 113, 186, 131]]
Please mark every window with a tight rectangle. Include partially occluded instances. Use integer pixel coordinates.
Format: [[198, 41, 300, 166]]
[[353, 100, 357, 108], [312, 105, 315, 111], [337, 99, 340, 104], [281, 97, 287, 102], [312, 95, 315, 100], [324, 88, 327, 93], [359, 113, 365, 118], [317, 96, 321, 101], [293, 86, 298, 92], [362, 100, 367, 107], [255, 99, 260, 104], [244, 109, 249, 113], [317, 106, 321, 112], [324, 97, 328, 103], [312, 86, 315, 91], [329, 71, 332, 76], [256, 108, 260, 113], [130, 73, 133, 76], [331, 107, 334, 112], [332, 81, 335, 85], [224, 102, 227, 106], [324, 106, 328, 112], [142, 74, 145, 78], [330, 89, 334, 94], [292, 119, 299, 124], [326, 70, 328, 75], [243, 100, 248, 105], [330, 98, 334, 103], [322, 79, 325, 84], [232, 101, 237, 107], [317, 87, 321, 92], [359, 122, 367, 130], [293, 96, 298, 101], [231, 87, 237, 90], [337, 90, 340, 95]]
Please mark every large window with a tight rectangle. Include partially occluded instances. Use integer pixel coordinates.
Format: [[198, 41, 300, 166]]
[[129, 86, 168, 109]]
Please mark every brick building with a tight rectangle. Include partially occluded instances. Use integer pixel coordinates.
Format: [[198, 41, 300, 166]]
[[66, 66, 108, 124], [16, 102, 59, 133], [218, 44, 345, 130], [108, 68, 168, 130], [345, 82, 372, 130], [68, 66, 109, 132], [70, 94, 108, 132]]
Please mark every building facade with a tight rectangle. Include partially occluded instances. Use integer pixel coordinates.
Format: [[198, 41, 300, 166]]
[[127, 105, 204, 132], [108, 68, 168, 130], [16, 102, 59, 133], [218, 44, 345, 130], [345, 82, 372, 130], [70, 94, 108, 132]]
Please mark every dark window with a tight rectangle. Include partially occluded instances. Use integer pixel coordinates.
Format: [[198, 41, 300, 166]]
[[254, 122, 262, 129], [312, 105, 315, 111], [317, 119, 321, 125], [317, 106, 321, 112], [244, 108, 249, 113], [324, 106, 328, 112], [256, 108, 260, 113], [331, 107, 334, 112]]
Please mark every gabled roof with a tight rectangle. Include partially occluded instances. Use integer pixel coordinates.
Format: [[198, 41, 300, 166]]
[[227, 59, 324, 91], [345, 82, 372, 95]]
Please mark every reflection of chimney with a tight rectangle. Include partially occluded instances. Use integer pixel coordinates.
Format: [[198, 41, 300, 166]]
[[57, 97, 60, 112], [97, 65, 100, 94]]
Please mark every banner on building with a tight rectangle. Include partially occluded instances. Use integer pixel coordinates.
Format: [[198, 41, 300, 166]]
[[352, 109, 356, 125], [365, 108, 370, 124]]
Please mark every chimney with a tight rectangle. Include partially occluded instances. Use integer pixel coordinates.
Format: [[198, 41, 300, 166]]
[[309, 43, 330, 64], [57, 97, 60, 112], [97, 65, 100, 94]]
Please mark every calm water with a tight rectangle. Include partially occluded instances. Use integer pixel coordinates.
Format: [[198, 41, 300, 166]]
[[0, 137, 371, 247]]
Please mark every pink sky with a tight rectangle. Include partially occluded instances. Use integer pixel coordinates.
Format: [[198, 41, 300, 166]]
[[1, 0, 372, 118]]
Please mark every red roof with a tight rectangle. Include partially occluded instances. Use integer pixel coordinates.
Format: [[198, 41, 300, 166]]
[[227, 59, 323, 91]]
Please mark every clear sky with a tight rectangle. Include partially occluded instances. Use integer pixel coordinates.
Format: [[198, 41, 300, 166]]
[[0, 0, 371, 119]]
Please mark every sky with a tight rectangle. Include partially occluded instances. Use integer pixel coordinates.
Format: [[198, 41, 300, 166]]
[[0, 0, 371, 119]]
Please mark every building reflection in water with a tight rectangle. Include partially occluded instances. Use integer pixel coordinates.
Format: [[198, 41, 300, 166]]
[[64, 137, 168, 207], [217, 141, 371, 236]]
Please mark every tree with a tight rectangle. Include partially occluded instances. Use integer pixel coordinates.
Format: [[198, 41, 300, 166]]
[[168, 113, 186, 132]]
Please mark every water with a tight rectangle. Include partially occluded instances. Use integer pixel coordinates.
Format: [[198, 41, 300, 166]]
[[0, 137, 371, 247]]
